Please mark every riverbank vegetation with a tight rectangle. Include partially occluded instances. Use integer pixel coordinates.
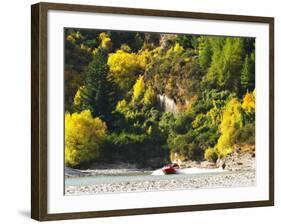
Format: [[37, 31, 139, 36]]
[[64, 29, 255, 168]]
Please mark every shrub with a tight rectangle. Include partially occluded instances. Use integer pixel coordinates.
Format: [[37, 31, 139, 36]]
[[204, 147, 218, 163], [168, 131, 203, 161], [65, 110, 107, 167], [103, 132, 169, 168], [173, 113, 193, 134], [159, 112, 175, 135], [196, 127, 219, 149], [232, 122, 255, 145]]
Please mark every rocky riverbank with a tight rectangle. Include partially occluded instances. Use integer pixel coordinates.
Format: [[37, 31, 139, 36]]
[[65, 162, 152, 178], [65, 150, 255, 195], [65, 150, 255, 178], [178, 149, 255, 171], [65, 170, 255, 195]]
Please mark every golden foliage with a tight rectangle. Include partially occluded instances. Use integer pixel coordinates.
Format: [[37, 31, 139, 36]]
[[167, 43, 184, 55], [80, 44, 91, 52], [242, 90, 255, 114], [66, 31, 82, 44], [143, 85, 157, 107], [108, 50, 141, 91], [165, 77, 175, 97], [137, 49, 152, 68], [216, 98, 243, 156], [206, 107, 222, 126], [99, 32, 112, 50], [115, 99, 128, 114], [133, 75, 145, 102], [65, 110, 107, 167], [107, 49, 152, 91], [73, 86, 86, 109], [120, 44, 132, 52], [66, 34, 75, 43]]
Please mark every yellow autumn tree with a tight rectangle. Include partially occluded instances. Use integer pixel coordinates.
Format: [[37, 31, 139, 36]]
[[132, 75, 145, 102], [65, 110, 107, 167], [73, 86, 86, 110], [107, 49, 151, 92], [137, 49, 152, 69], [143, 85, 157, 107], [216, 98, 243, 156], [115, 99, 128, 114], [242, 90, 255, 114], [66, 31, 82, 44], [66, 34, 75, 43], [204, 147, 218, 163], [108, 50, 141, 91], [99, 32, 112, 50], [120, 44, 132, 52], [167, 43, 184, 56]]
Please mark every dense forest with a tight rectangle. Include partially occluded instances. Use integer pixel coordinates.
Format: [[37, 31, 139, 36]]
[[64, 28, 255, 168]]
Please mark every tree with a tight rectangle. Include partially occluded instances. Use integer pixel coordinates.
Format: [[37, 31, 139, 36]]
[[64, 69, 83, 112], [143, 85, 157, 107], [64, 31, 92, 112], [132, 75, 145, 103], [241, 54, 255, 93], [198, 37, 212, 71], [214, 38, 240, 91], [64, 33, 92, 73], [168, 131, 203, 161], [204, 147, 218, 163], [99, 32, 112, 50], [73, 85, 84, 111], [242, 91, 255, 114], [242, 90, 255, 124], [241, 55, 250, 91], [175, 35, 198, 49], [107, 49, 151, 93], [77, 48, 117, 124], [216, 98, 243, 156], [219, 38, 244, 92], [65, 110, 107, 167], [203, 37, 245, 94], [108, 32, 145, 52], [202, 37, 225, 89], [108, 50, 142, 92]]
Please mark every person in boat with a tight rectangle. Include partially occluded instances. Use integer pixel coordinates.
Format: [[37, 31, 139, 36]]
[[162, 163, 180, 174]]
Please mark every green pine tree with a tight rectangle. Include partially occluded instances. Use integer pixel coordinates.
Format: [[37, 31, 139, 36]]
[[241, 53, 255, 92], [241, 54, 251, 92], [199, 37, 212, 71], [79, 48, 118, 124], [219, 37, 244, 92]]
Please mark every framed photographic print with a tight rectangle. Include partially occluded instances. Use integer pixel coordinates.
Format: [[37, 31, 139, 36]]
[[31, 2, 274, 221]]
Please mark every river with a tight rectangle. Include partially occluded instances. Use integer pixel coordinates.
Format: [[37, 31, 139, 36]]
[[65, 167, 225, 187]]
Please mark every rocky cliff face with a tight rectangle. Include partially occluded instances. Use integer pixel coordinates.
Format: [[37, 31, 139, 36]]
[[157, 94, 179, 115]]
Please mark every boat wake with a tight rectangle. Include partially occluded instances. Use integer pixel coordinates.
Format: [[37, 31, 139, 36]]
[[151, 167, 225, 176]]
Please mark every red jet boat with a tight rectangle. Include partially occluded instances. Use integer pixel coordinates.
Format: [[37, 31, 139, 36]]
[[162, 163, 180, 174]]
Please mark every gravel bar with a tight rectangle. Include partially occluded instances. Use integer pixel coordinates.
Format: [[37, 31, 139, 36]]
[[65, 170, 255, 195]]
